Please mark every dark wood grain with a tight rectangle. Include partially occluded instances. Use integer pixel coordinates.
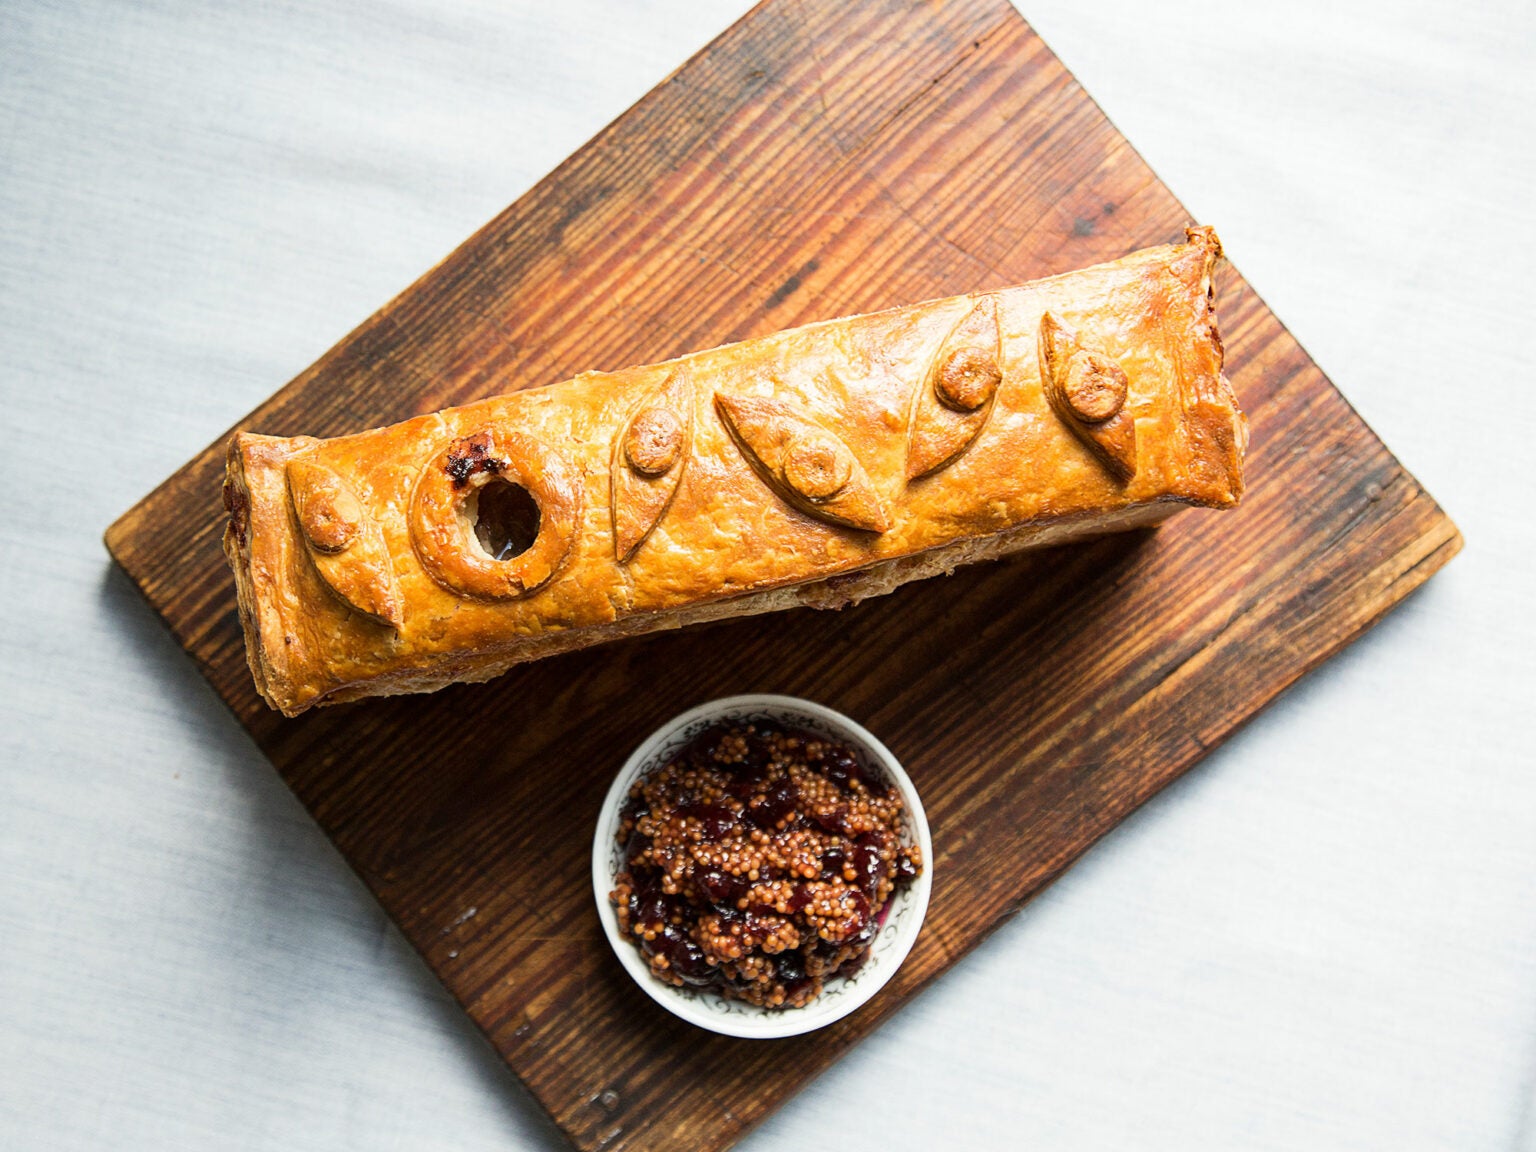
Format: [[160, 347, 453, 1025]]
[[104, 1, 1460, 1148]]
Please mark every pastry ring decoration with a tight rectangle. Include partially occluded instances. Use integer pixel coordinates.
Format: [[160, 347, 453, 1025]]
[[410, 427, 583, 600]]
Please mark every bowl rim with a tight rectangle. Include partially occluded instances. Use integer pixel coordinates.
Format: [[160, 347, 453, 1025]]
[[591, 693, 932, 1039]]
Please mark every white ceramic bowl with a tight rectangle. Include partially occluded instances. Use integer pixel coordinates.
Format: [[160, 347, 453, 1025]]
[[592, 694, 932, 1039]]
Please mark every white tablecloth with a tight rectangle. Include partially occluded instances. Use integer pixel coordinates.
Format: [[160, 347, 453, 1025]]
[[3, 1, 1533, 1147]]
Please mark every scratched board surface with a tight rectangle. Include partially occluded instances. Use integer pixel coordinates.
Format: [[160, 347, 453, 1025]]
[[105, 1, 1460, 1148]]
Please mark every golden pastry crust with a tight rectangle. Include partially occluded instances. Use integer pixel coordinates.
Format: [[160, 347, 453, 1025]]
[[611, 370, 693, 562], [906, 294, 1002, 479], [223, 227, 1246, 716]]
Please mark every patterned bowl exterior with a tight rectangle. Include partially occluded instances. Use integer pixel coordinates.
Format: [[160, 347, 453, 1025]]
[[591, 695, 933, 1039]]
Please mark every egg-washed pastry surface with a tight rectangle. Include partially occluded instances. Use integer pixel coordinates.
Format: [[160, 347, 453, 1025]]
[[223, 226, 1246, 716]]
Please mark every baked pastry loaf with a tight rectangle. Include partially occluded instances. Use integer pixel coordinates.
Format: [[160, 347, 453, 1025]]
[[224, 227, 1245, 716]]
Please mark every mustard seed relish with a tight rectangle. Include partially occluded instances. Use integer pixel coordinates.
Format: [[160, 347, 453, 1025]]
[[611, 721, 922, 1009]]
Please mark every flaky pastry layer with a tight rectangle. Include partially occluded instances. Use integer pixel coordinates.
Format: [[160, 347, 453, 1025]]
[[224, 227, 1246, 715]]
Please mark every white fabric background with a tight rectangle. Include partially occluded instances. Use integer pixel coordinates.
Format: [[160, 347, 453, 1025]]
[[2, 1, 1533, 1148]]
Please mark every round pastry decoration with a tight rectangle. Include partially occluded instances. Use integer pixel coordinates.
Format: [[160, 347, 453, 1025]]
[[714, 392, 890, 533], [906, 295, 1002, 479], [781, 431, 853, 500], [934, 345, 1002, 412], [623, 407, 685, 477], [292, 470, 362, 553], [611, 370, 693, 563], [1038, 311, 1138, 481], [1060, 350, 1127, 423], [286, 458, 404, 628], [410, 426, 582, 599]]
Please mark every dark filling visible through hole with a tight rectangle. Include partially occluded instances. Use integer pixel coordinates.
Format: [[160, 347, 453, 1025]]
[[473, 479, 540, 561]]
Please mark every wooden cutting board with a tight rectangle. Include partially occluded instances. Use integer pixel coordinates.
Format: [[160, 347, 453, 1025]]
[[105, 0, 1461, 1148]]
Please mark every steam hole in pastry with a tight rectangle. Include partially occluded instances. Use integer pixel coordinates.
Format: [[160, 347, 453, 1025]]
[[472, 479, 541, 561]]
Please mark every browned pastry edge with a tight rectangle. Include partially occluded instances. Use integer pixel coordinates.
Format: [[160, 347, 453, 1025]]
[[224, 227, 1245, 716], [225, 490, 1173, 710]]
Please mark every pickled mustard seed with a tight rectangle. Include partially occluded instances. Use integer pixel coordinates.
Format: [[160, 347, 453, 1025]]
[[611, 721, 922, 1009]]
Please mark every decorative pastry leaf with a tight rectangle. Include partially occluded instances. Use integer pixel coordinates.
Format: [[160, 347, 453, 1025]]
[[611, 370, 692, 562], [906, 295, 1002, 480], [714, 394, 890, 533], [286, 458, 404, 628], [1038, 311, 1137, 481]]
